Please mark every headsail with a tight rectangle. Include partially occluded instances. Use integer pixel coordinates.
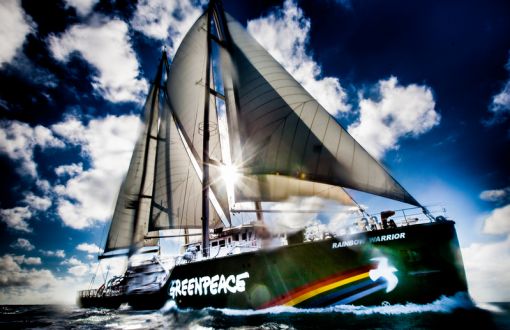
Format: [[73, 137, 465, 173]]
[[149, 93, 223, 230], [220, 12, 419, 206], [103, 59, 163, 254], [165, 12, 230, 220]]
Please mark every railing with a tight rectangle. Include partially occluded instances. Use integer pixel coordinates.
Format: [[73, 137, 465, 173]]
[[78, 286, 125, 298]]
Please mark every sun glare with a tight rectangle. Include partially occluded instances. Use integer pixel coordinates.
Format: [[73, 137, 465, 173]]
[[220, 163, 240, 188]]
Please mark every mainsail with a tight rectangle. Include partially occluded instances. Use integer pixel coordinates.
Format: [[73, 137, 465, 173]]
[[220, 12, 419, 206]]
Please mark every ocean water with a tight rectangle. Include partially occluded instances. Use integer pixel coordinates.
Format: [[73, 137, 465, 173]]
[[1, 294, 509, 329]]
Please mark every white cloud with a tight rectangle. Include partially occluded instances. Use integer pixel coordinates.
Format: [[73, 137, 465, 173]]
[[461, 201, 510, 302], [348, 76, 440, 159], [488, 52, 510, 120], [131, 0, 204, 55], [39, 249, 66, 258], [479, 187, 510, 203], [0, 254, 91, 304], [327, 211, 356, 235], [0, 207, 32, 232], [0, 254, 55, 288], [0, 0, 33, 67], [247, 0, 350, 116], [64, 0, 99, 17], [0, 120, 64, 177], [51, 115, 141, 229], [12, 255, 42, 265], [55, 162, 83, 177], [264, 197, 325, 233], [10, 238, 35, 251], [49, 19, 148, 103], [482, 204, 510, 235], [61, 256, 99, 277], [23, 192, 51, 211], [462, 236, 510, 302], [76, 242, 102, 254]]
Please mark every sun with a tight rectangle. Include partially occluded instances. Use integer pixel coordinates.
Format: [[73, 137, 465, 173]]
[[220, 163, 240, 189]]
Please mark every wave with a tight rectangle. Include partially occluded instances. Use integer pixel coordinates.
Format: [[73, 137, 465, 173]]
[[162, 292, 475, 316]]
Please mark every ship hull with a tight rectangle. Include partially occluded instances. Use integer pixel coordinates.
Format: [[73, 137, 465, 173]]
[[166, 221, 467, 309], [78, 295, 124, 309]]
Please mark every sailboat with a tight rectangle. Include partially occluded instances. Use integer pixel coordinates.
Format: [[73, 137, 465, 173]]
[[78, 1, 468, 310]]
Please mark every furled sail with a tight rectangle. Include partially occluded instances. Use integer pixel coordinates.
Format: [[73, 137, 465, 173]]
[[166, 12, 230, 220], [149, 95, 223, 230], [221, 13, 419, 206], [104, 75, 161, 254]]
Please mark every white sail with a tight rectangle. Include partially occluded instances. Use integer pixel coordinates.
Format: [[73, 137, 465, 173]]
[[150, 97, 222, 230], [166, 12, 230, 219], [236, 174, 355, 205], [221, 13, 419, 206], [104, 81, 160, 253]]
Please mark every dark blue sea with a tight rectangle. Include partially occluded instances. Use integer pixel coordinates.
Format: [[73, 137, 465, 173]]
[[1, 294, 509, 329]]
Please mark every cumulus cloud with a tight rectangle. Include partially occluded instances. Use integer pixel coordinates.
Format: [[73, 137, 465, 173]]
[[348, 77, 440, 159], [12, 255, 42, 265], [39, 249, 66, 258], [131, 0, 204, 55], [247, 0, 350, 116], [55, 162, 83, 177], [0, 0, 33, 67], [76, 242, 102, 254], [23, 192, 51, 211], [462, 190, 510, 302], [487, 52, 510, 122], [62, 256, 89, 277], [482, 204, 510, 235], [263, 197, 325, 233], [64, 0, 99, 17], [10, 238, 35, 251], [0, 207, 32, 232], [0, 254, 55, 288], [51, 115, 141, 229], [0, 254, 91, 304], [462, 236, 510, 302], [0, 120, 64, 177], [49, 19, 148, 103], [480, 187, 510, 204], [327, 211, 357, 235]]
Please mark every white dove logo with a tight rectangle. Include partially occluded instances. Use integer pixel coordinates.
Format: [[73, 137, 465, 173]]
[[369, 257, 398, 293]]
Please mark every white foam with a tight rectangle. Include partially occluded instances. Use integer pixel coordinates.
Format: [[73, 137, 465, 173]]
[[159, 300, 178, 313], [212, 292, 474, 316], [476, 302, 505, 314]]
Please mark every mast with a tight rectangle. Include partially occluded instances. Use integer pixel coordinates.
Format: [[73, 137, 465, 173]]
[[201, 3, 213, 257], [130, 51, 166, 255]]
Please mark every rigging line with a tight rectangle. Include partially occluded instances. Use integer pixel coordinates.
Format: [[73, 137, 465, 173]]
[[145, 233, 202, 239], [130, 52, 165, 253], [341, 188, 370, 218], [231, 209, 358, 214], [148, 57, 168, 236]]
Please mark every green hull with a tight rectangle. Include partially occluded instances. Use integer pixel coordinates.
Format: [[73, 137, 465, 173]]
[[167, 221, 467, 309]]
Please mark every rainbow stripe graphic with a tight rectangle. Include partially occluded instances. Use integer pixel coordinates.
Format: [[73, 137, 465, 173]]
[[259, 264, 392, 309]]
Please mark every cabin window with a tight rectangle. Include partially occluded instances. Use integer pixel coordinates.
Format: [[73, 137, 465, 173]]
[[196, 245, 200, 251], [211, 241, 218, 247], [248, 232, 252, 240], [233, 234, 239, 241], [242, 233, 247, 240], [220, 240, 225, 247]]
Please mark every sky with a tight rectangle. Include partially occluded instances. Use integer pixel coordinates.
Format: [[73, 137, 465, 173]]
[[0, 0, 509, 304]]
